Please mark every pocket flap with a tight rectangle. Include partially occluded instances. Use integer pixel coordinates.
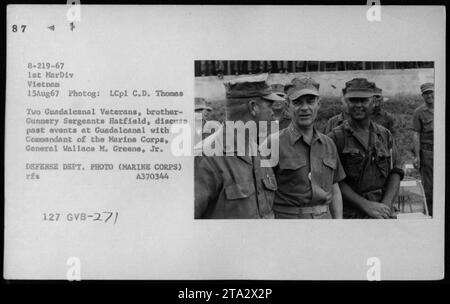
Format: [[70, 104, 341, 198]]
[[279, 157, 307, 170], [323, 157, 337, 170], [225, 182, 255, 200], [376, 148, 391, 158], [262, 176, 278, 191]]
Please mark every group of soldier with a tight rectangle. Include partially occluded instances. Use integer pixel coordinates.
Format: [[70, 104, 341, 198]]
[[194, 76, 434, 219]]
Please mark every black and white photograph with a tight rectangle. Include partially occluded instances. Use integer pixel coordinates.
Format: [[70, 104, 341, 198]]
[[194, 60, 434, 220]]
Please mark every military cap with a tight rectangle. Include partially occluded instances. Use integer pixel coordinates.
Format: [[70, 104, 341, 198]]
[[270, 83, 287, 106], [373, 86, 390, 101], [224, 75, 285, 102], [195, 97, 212, 111], [271, 83, 285, 93], [288, 77, 320, 101], [420, 82, 434, 93], [284, 84, 294, 94], [272, 99, 287, 110], [373, 86, 382, 96], [343, 78, 376, 98]]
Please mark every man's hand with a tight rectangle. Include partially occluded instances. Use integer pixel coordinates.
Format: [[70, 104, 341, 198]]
[[363, 200, 392, 219], [413, 156, 420, 170]]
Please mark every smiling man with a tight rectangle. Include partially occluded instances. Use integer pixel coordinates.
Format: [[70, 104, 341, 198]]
[[268, 77, 346, 219], [412, 82, 434, 215], [327, 78, 404, 219]]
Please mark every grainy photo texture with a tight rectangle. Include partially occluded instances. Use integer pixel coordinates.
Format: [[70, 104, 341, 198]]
[[194, 61, 434, 220]]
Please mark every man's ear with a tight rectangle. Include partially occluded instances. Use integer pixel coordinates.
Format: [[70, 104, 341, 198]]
[[248, 99, 257, 117]]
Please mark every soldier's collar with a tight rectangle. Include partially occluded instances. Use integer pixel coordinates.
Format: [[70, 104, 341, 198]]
[[288, 123, 324, 145]]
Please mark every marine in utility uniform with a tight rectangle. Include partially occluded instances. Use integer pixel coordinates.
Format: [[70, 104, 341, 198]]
[[328, 78, 404, 219], [412, 82, 434, 215], [324, 86, 395, 134], [266, 77, 346, 219], [194, 77, 285, 219]]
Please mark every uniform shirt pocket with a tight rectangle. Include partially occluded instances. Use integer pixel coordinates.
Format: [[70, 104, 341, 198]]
[[262, 175, 278, 191], [225, 182, 256, 200], [278, 157, 308, 170], [320, 157, 336, 191], [323, 157, 337, 170], [341, 148, 364, 179]]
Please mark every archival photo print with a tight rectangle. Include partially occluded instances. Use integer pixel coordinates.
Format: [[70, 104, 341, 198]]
[[194, 61, 434, 220]]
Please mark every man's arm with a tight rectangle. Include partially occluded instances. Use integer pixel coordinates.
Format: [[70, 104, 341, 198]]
[[412, 109, 422, 169], [330, 183, 343, 219], [194, 156, 221, 219], [330, 147, 345, 219], [339, 181, 391, 219], [380, 173, 400, 211], [381, 136, 403, 209], [413, 132, 421, 169]]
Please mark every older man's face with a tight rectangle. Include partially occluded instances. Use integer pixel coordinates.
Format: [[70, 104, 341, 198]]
[[290, 94, 320, 129]]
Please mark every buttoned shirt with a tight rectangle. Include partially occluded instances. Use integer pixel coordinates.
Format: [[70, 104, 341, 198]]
[[327, 120, 402, 196], [270, 123, 346, 209], [412, 104, 434, 146], [194, 127, 277, 219]]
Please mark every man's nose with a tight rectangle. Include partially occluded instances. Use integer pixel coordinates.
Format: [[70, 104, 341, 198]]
[[299, 103, 309, 110]]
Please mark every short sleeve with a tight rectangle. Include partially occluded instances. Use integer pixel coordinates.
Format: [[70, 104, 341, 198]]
[[333, 153, 346, 184], [194, 156, 222, 218], [390, 136, 403, 171], [326, 130, 343, 153], [325, 135, 346, 184], [384, 131, 404, 180]]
